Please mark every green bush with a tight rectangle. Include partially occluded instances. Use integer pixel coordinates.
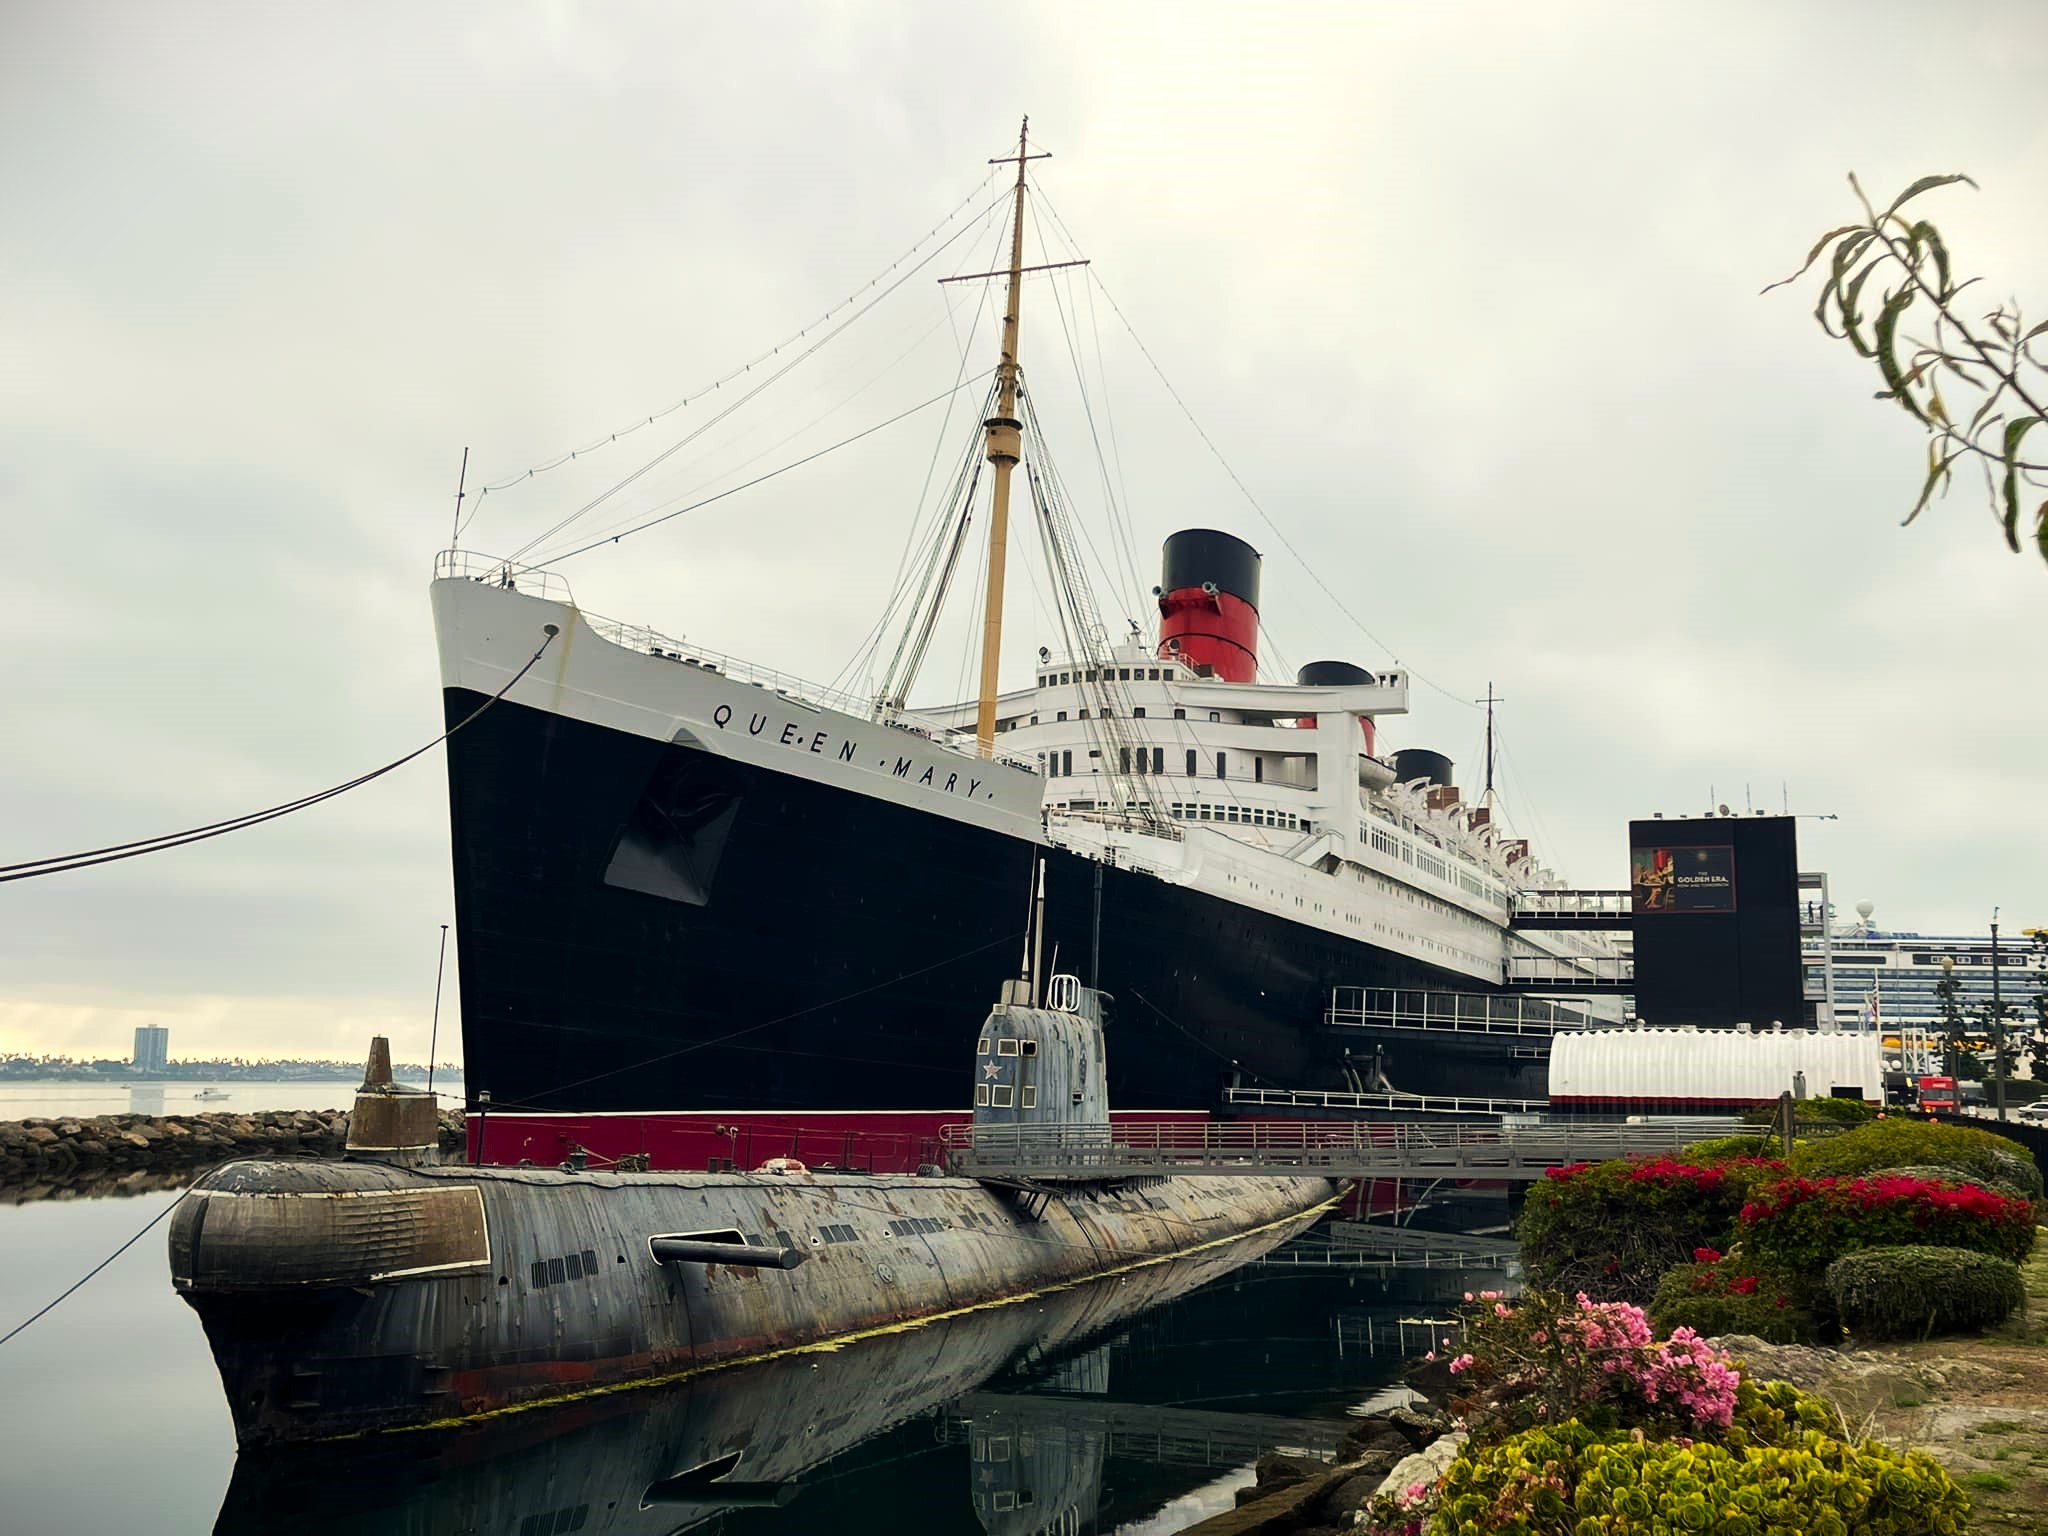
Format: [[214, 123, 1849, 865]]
[[1517, 1156, 1781, 1305], [1740, 1096, 1878, 1126], [1826, 1246, 2027, 1340], [1791, 1119, 2042, 1200], [1683, 1133, 1784, 1163], [1741, 1173, 2037, 1272], [1428, 1394, 1970, 1536], [1649, 1260, 1817, 1344]]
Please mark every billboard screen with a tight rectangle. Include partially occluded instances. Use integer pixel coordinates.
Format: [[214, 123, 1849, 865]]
[[1631, 845, 1737, 914], [1627, 816, 1802, 1029]]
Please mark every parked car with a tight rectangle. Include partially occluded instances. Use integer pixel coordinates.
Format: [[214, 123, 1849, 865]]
[[2015, 1101, 2048, 1123]]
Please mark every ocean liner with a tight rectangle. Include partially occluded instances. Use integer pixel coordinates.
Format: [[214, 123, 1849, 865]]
[[434, 123, 1609, 1155]]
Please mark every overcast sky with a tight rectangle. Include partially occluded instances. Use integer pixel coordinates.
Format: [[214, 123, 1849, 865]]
[[3, 2, 2043, 1063]]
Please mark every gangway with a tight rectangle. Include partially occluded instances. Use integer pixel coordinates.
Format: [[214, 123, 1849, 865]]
[[1510, 890, 1633, 929], [941, 1117, 1712, 1182], [1504, 952, 1634, 992], [1325, 986, 1604, 1043], [1223, 1086, 1550, 1116]]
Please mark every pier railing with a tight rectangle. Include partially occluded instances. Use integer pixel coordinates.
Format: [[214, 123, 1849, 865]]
[[939, 1118, 1719, 1182]]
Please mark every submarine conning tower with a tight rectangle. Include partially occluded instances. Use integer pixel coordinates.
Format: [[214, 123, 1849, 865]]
[[972, 973, 1109, 1131], [1154, 528, 1261, 683]]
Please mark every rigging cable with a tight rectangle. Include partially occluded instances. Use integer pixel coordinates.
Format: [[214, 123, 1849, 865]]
[[1031, 215, 1146, 628], [460, 176, 1008, 525], [530, 288, 985, 564], [0, 1186, 194, 1349], [502, 185, 1016, 564], [1030, 185, 1478, 713], [0, 629, 559, 884], [537, 372, 996, 567]]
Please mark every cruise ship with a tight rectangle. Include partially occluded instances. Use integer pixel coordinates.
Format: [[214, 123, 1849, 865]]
[[433, 124, 1612, 1156], [1804, 901, 2043, 1073]]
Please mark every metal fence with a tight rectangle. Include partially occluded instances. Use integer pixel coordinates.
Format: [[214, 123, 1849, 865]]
[[940, 1118, 1717, 1181]]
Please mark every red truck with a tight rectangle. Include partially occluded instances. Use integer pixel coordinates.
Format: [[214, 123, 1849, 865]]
[[1916, 1075, 1959, 1112]]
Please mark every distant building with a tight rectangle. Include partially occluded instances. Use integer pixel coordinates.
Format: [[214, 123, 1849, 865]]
[[1802, 900, 2044, 1073], [132, 1024, 170, 1074]]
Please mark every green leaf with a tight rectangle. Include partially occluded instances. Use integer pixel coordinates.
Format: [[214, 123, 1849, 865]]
[[1908, 220, 1953, 299], [2001, 418, 2042, 553], [1840, 259, 1883, 356], [1882, 174, 1978, 220], [1815, 232, 1878, 339], [1905, 444, 1958, 526], [2036, 500, 2048, 564], [1873, 289, 1926, 422], [1763, 224, 1864, 294]]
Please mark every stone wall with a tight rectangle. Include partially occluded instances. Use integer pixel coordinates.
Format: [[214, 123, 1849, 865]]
[[0, 1108, 468, 1200]]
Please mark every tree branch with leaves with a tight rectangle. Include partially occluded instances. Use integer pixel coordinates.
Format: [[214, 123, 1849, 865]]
[[1769, 174, 2048, 563]]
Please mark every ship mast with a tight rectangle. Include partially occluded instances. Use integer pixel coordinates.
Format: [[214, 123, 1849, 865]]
[[971, 118, 1042, 754]]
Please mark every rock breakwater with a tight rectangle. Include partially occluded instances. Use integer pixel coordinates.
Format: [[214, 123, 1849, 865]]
[[0, 1107, 467, 1199]]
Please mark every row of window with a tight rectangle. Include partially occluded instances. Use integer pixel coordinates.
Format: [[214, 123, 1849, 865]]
[[817, 1223, 859, 1244], [1169, 802, 1304, 830], [977, 1036, 1040, 1056], [887, 1215, 948, 1237], [1038, 665, 1173, 686], [1049, 748, 1238, 779], [974, 1083, 1039, 1108], [1008, 706, 1221, 732]]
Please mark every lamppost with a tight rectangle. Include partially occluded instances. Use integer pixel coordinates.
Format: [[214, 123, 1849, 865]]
[[1991, 907, 2005, 1122]]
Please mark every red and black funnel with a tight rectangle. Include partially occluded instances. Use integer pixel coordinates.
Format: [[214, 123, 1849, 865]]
[[1155, 529, 1261, 683]]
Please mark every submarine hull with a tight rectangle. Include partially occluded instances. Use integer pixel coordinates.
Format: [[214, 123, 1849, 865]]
[[170, 1156, 1332, 1445]]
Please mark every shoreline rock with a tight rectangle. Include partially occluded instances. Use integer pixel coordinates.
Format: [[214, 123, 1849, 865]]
[[0, 1107, 467, 1196]]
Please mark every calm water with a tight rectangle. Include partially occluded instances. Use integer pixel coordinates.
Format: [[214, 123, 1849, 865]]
[[0, 1079, 462, 1121], [0, 1189, 1510, 1534]]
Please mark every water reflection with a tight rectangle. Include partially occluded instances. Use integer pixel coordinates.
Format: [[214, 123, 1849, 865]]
[[211, 1223, 1514, 1536]]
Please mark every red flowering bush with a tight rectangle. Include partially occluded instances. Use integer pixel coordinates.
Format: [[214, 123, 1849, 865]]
[[1741, 1172, 2036, 1271], [1518, 1155, 1785, 1304]]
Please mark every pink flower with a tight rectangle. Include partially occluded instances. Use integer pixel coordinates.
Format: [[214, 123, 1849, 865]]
[[1424, 1351, 1436, 1362], [1448, 1353, 1475, 1375], [1493, 1302, 1510, 1317], [1462, 1291, 1474, 1302], [1401, 1481, 1429, 1506], [1530, 1329, 1548, 1344]]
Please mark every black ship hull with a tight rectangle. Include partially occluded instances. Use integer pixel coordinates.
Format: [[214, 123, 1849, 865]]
[[444, 689, 1543, 1115]]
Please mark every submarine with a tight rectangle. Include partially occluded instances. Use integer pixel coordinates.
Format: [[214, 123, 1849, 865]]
[[171, 968, 1335, 1444], [208, 1222, 1309, 1535]]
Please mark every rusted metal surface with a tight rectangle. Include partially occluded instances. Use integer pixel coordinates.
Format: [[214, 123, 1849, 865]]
[[173, 1154, 1332, 1445], [210, 1221, 1290, 1533]]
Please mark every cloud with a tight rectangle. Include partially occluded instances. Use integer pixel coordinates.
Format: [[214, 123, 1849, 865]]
[[2, 0, 2043, 1058]]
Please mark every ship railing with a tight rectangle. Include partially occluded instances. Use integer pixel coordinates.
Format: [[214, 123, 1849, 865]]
[[1222, 1087, 1551, 1115], [1325, 987, 1605, 1038], [435, 548, 577, 604], [437, 550, 1038, 771], [939, 1117, 1712, 1179]]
